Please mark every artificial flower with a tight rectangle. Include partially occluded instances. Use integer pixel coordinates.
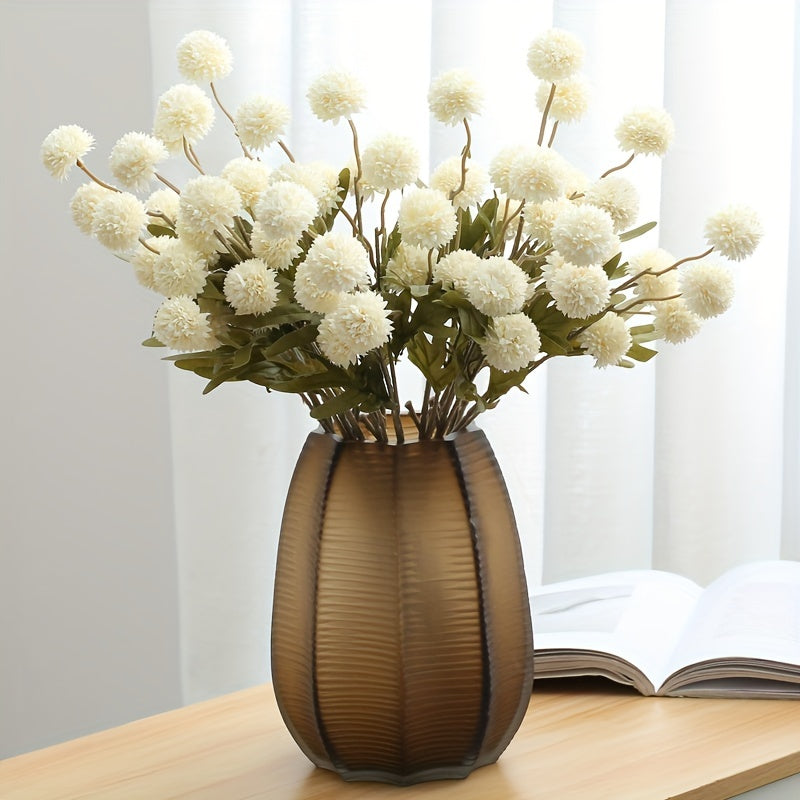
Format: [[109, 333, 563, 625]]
[[428, 69, 483, 126], [653, 298, 702, 343], [535, 76, 589, 123], [41, 124, 94, 180], [221, 157, 271, 210], [361, 133, 420, 192], [234, 95, 290, 150], [526, 28, 584, 83], [254, 180, 318, 241], [547, 262, 612, 319], [550, 204, 619, 266], [430, 157, 488, 210], [223, 258, 280, 315], [175, 175, 242, 252], [465, 256, 529, 316], [91, 191, 147, 252], [153, 295, 217, 351], [109, 131, 168, 192], [578, 313, 632, 367], [679, 260, 735, 318], [176, 30, 233, 83], [153, 84, 215, 151], [398, 188, 458, 249], [615, 107, 674, 156], [307, 70, 366, 123], [704, 205, 763, 261], [70, 182, 111, 235], [482, 314, 541, 372], [317, 291, 393, 366]]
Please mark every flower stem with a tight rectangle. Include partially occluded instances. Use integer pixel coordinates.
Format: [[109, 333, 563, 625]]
[[600, 152, 635, 179], [155, 172, 181, 194], [449, 118, 472, 203], [277, 139, 295, 163], [210, 81, 251, 158], [76, 160, 119, 192], [537, 83, 556, 146]]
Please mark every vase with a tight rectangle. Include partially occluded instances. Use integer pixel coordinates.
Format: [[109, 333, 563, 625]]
[[270, 422, 533, 785]]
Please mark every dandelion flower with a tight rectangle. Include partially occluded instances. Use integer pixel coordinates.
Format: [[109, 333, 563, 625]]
[[235, 95, 290, 150], [151, 237, 209, 298], [254, 180, 318, 241], [535, 76, 589, 123], [653, 298, 701, 343], [294, 231, 371, 312], [41, 124, 94, 180], [109, 131, 168, 192], [582, 174, 639, 233], [175, 175, 242, 252], [547, 262, 611, 319], [508, 145, 568, 204], [145, 188, 181, 222], [223, 258, 280, 315], [551, 204, 619, 266], [317, 291, 393, 366], [428, 69, 483, 126], [361, 134, 420, 192], [250, 223, 302, 269], [578, 313, 632, 367], [153, 295, 217, 351], [615, 107, 674, 156], [221, 157, 271, 209], [386, 244, 431, 286], [307, 70, 366, 123], [176, 30, 232, 83], [527, 28, 584, 83], [398, 188, 457, 249], [91, 191, 147, 252], [153, 84, 214, 151], [465, 255, 529, 316], [704, 205, 763, 261], [70, 182, 111, 235], [482, 313, 541, 372], [430, 157, 488, 210], [433, 249, 482, 293], [679, 260, 735, 318]]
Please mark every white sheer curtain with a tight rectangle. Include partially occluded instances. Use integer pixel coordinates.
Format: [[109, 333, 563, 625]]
[[148, 0, 799, 703]]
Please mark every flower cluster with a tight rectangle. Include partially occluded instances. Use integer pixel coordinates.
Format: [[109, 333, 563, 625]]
[[42, 27, 762, 441]]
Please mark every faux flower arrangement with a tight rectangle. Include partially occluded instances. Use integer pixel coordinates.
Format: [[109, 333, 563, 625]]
[[42, 28, 762, 442]]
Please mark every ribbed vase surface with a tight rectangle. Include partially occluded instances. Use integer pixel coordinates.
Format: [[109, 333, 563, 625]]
[[271, 426, 533, 784]]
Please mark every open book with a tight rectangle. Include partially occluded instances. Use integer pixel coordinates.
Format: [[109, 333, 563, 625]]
[[532, 560, 800, 698]]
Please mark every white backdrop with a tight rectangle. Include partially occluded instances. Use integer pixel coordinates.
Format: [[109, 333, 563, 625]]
[[2, 0, 798, 757]]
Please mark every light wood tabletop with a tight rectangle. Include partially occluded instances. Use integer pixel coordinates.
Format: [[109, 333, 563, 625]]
[[2, 678, 800, 799]]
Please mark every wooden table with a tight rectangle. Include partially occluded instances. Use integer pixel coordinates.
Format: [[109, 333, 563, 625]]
[[2, 678, 800, 799]]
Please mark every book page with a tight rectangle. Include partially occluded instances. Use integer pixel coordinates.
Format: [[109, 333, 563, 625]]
[[532, 570, 702, 689], [663, 560, 800, 688]]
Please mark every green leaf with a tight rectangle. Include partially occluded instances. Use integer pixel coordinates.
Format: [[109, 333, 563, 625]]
[[602, 252, 623, 279], [486, 366, 529, 400], [619, 220, 657, 243], [146, 224, 176, 238], [262, 325, 319, 358], [309, 387, 371, 420], [627, 342, 658, 363], [266, 370, 351, 393], [142, 337, 165, 348], [232, 344, 254, 369]]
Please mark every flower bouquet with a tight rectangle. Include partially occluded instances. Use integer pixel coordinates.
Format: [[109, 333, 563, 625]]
[[41, 28, 761, 444]]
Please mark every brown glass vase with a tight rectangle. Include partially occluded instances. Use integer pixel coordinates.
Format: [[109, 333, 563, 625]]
[[270, 424, 533, 785]]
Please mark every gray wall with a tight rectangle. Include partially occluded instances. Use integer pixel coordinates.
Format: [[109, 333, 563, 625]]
[[0, 0, 182, 757]]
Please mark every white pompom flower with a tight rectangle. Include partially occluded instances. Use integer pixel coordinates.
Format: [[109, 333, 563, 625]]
[[704, 205, 763, 261], [307, 70, 366, 123], [175, 175, 242, 252], [151, 237, 209, 298], [653, 298, 702, 344], [465, 255, 529, 316], [176, 30, 232, 83], [91, 191, 147, 252], [41, 124, 95, 180], [428, 69, 484, 126], [109, 132, 168, 192], [489, 145, 525, 198], [679, 260, 735, 318], [398, 188, 458, 249], [153, 295, 217, 351], [433, 249, 482, 293], [547, 262, 611, 319], [628, 249, 679, 303], [223, 258, 280, 315], [523, 198, 573, 244], [535, 76, 589, 123], [145, 188, 181, 222], [482, 314, 541, 372], [70, 182, 112, 235], [234, 95, 290, 150], [578, 313, 632, 368], [526, 28, 584, 83], [250, 223, 302, 270], [615, 107, 674, 157], [293, 231, 371, 313], [582, 175, 639, 233], [430, 157, 488, 210], [131, 236, 171, 291], [386, 244, 432, 287], [221, 157, 271, 210], [316, 291, 393, 367], [254, 180, 318, 241], [271, 161, 341, 216], [551, 204, 619, 266], [361, 134, 420, 192], [507, 146, 569, 204], [153, 84, 214, 151]]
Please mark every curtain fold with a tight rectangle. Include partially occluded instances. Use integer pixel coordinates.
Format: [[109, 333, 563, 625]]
[[148, 0, 798, 703]]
